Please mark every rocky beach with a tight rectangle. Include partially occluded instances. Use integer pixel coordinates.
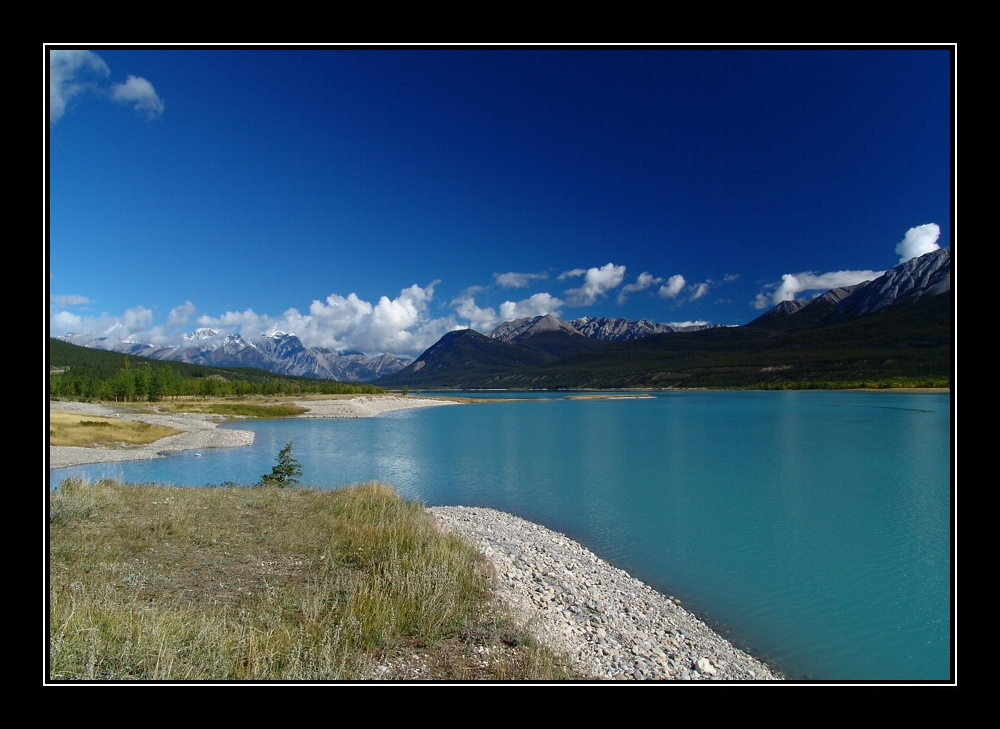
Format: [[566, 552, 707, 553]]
[[48, 395, 779, 681]]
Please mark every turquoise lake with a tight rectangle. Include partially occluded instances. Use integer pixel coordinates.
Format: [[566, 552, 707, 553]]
[[49, 390, 954, 682]]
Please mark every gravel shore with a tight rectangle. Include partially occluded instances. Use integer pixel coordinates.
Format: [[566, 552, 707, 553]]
[[431, 506, 779, 681], [48, 396, 780, 680]]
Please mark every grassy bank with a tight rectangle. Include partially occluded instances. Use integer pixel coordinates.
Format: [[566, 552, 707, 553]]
[[48, 479, 579, 681], [49, 411, 183, 448]]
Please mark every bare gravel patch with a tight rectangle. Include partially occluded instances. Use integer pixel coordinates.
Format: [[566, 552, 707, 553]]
[[431, 506, 780, 681]]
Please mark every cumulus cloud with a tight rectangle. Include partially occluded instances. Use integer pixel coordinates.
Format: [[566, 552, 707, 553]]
[[48, 49, 163, 124], [286, 282, 446, 355], [110, 75, 165, 120], [617, 272, 663, 304], [688, 282, 710, 301], [658, 275, 686, 299], [558, 268, 587, 281], [493, 271, 548, 289], [49, 50, 110, 124], [562, 263, 626, 306], [122, 306, 153, 334], [50, 282, 460, 358], [499, 293, 564, 322], [895, 223, 941, 263], [51, 294, 90, 307], [199, 308, 268, 332], [363, 283, 438, 353], [452, 295, 500, 331], [51, 310, 82, 332], [166, 301, 197, 329], [307, 293, 375, 335], [751, 269, 884, 309]]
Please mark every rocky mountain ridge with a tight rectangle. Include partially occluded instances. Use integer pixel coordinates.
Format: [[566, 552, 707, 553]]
[[379, 248, 952, 389], [56, 329, 413, 382], [488, 315, 714, 344]]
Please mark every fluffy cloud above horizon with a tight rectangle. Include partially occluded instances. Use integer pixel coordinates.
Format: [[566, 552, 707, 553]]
[[750, 223, 942, 310], [49, 50, 164, 124], [561, 263, 626, 306], [493, 271, 548, 289], [658, 275, 686, 299], [618, 272, 663, 304], [50, 223, 944, 356], [895, 223, 941, 263], [50, 284, 454, 357], [751, 269, 885, 309], [52, 280, 566, 358]]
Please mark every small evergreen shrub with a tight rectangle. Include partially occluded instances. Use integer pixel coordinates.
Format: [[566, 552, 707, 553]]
[[260, 441, 302, 488]]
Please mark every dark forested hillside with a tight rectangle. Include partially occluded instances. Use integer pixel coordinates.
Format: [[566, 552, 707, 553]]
[[378, 292, 952, 390], [48, 339, 385, 400]]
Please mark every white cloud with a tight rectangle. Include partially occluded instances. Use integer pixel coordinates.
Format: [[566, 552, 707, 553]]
[[51, 282, 459, 358], [48, 50, 163, 124], [499, 293, 563, 322], [658, 275, 686, 299], [199, 308, 268, 332], [618, 272, 663, 304], [287, 283, 446, 355], [558, 268, 587, 281], [364, 284, 436, 352], [51, 310, 82, 332], [752, 269, 884, 309], [493, 271, 548, 289], [51, 294, 90, 307], [563, 263, 626, 306], [122, 306, 153, 334], [49, 50, 110, 124], [895, 223, 941, 263], [453, 290, 564, 331], [166, 301, 197, 329], [688, 282, 710, 301], [452, 295, 500, 331], [110, 75, 165, 120], [307, 293, 375, 336]]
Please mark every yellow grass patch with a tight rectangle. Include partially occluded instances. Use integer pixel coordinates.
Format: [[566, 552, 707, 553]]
[[49, 410, 183, 448]]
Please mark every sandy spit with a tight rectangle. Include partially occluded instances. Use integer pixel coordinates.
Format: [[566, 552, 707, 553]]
[[48, 395, 456, 471]]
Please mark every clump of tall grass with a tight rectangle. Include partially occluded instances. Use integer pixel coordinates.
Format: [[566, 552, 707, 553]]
[[157, 401, 308, 418], [48, 479, 577, 681]]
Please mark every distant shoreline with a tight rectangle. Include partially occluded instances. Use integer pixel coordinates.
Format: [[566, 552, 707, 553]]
[[47, 388, 949, 471], [47, 395, 457, 471]]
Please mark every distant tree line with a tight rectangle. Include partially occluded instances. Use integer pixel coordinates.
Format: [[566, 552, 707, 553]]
[[48, 342, 384, 402]]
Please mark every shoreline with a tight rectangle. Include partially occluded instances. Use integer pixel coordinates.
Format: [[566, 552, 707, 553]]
[[47, 395, 456, 471], [430, 506, 779, 680], [47, 394, 780, 679]]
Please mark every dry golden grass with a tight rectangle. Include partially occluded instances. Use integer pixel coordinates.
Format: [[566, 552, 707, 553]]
[[49, 410, 182, 448], [155, 400, 308, 418], [48, 479, 580, 682]]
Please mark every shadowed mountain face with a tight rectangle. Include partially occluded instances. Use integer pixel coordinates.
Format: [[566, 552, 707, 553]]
[[378, 249, 952, 389]]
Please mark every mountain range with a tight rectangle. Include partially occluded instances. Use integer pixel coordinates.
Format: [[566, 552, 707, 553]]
[[56, 248, 952, 388], [56, 328, 413, 383], [378, 248, 952, 389]]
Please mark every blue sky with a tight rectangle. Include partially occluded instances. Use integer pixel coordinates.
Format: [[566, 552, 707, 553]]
[[47, 46, 953, 358]]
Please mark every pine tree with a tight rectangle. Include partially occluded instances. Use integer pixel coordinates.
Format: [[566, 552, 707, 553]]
[[260, 441, 303, 488]]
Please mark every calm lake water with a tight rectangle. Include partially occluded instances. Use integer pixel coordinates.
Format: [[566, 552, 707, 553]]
[[49, 391, 953, 682]]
